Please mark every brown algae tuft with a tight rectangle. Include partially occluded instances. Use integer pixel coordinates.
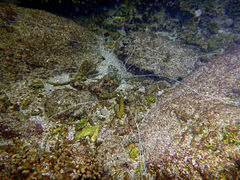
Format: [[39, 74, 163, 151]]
[[114, 96, 125, 119]]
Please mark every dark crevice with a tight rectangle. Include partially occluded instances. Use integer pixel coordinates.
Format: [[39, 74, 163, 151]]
[[125, 62, 181, 84]]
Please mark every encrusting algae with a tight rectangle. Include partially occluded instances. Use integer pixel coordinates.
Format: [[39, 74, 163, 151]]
[[1, 1, 240, 179]]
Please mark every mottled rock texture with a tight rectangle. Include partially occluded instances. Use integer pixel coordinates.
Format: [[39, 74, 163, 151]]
[[140, 45, 240, 179], [44, 88, 96, 121], [0, 3, 100, 84], [114, 30, 203, 81]]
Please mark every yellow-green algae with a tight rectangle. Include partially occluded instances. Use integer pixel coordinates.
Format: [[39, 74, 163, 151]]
[[116, 97, 125, 118], [53, 127, 62, 134], [75, 125, 100, 142], [129, 147, 140, 159], [145, 95, 156, 103], [75, 118, 89, 131]]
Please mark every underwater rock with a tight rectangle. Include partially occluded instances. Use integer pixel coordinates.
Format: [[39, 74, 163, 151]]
[[0, 3, 101, 83], [89, 71, 121, 100], [140, 45, 240, 178], [114, 30, 202, 81], [44, 88, 95, 122]]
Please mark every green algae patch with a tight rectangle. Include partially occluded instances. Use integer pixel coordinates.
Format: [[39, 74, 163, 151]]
[[145, 95, 156, 103], [75, 125, 100, 142], [75, 118, 89, 131], [53, 127, 62, 134], [129, 147, 140, 159]]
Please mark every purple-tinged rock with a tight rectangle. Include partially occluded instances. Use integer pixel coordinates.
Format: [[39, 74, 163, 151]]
[[140, 45, 240, 178]]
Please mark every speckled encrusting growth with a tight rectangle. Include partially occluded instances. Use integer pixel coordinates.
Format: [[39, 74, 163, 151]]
[[140, 46, 240, 179]]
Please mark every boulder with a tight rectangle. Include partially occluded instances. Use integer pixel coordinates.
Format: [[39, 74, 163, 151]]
[[140, 45, 240, 178], [114, 30, 203, 82]]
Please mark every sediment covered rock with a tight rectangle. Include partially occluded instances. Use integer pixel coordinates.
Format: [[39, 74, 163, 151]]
[[0, 3, 100, 83], [140, 45, 240, 178], [114, 30, 203, 81]]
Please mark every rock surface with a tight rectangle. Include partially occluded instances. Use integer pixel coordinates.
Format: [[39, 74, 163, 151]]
[[0, 3, 100, 84], [114, 30, 204, 81], [1, 2, 240, 179], [44, 88, 95, 121], [140, 45, 240, 178]]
